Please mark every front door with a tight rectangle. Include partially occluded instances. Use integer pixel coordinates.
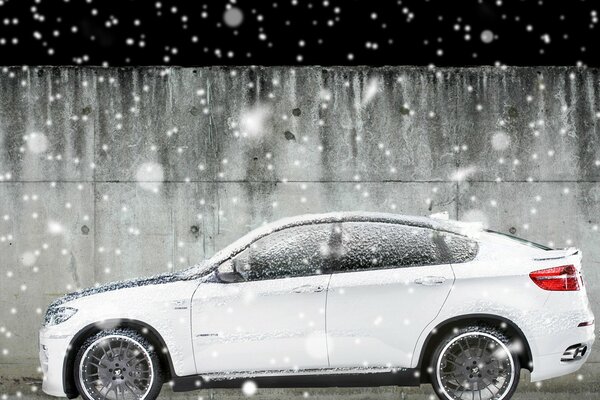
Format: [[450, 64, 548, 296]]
[[191, 223, 341, 374]]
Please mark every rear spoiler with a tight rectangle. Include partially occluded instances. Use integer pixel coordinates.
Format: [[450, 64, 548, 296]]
[[533, 247, 580, 261]]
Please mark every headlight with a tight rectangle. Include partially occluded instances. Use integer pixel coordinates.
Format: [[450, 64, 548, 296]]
[[43, 307, 78, 326]]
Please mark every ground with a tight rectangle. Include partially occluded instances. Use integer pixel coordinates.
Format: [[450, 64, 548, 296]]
[[2, 366, 599, 400], [14, 387, 600, 400]]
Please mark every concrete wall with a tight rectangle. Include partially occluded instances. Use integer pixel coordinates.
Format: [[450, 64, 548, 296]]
[[1, 66, 599, 392]]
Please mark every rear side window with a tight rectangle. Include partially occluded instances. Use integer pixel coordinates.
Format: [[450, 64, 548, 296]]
[[233, 223, 340, 281], [336, 222, 477, 272]]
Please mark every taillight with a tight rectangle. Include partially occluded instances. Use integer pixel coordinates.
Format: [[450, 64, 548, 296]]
[[529, 265, 581, 291]]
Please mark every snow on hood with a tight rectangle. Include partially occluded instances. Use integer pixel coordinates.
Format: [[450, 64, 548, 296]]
[[43, 261, 213, 325]]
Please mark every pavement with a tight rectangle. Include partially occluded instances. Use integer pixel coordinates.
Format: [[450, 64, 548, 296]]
[[4, 386, 600, 400], [1, 366, 599, 400]]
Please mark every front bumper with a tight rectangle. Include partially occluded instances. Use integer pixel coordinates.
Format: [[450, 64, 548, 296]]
[[530, 323, 595, 382], [39, 328, 73, 397]]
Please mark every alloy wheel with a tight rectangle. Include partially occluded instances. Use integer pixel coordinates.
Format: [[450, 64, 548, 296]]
[[436, 332, 515, 400], [79, 335, 154, 400]]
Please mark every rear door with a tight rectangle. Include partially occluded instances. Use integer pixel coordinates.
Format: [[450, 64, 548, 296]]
[[326, 222, 461, 369]]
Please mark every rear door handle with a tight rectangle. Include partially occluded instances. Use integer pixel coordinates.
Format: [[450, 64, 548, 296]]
[[414, 276, 447, 286], [292, 285, 325, 293]]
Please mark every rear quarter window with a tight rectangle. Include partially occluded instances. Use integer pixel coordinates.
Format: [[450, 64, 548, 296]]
[[441, 231, 479, 263]]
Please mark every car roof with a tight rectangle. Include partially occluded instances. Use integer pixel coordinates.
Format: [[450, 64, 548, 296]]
[[263, 211, 473, 234], [210, 211, 481, 265]]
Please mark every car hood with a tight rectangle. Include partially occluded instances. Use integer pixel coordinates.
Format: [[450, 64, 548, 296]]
[[43, 261, 214, 325]]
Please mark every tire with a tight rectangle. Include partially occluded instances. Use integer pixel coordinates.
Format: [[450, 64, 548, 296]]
[[429, 325, 520, 400], [74, 328, 163, 400]]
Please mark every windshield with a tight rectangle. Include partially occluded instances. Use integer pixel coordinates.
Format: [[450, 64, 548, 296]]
[[209, 229, 265, 266], [484, 229, 553, 250]]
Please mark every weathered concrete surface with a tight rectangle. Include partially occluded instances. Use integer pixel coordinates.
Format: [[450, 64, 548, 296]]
[[1, 66, 599, 395]]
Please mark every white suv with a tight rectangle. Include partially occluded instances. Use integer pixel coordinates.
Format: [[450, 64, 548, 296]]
[[40, 212, 595, 400]]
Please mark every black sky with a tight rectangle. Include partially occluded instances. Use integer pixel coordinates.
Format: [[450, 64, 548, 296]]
[[0, 0, 598, 66]]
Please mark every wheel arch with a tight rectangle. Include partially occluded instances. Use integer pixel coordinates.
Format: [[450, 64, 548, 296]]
[[62, 318, 176, 398], [417, 313, 533, 383]]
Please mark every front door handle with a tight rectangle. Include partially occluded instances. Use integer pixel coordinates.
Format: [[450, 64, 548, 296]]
[[414, 276, 447, 286], [292, 285, 325, 293]]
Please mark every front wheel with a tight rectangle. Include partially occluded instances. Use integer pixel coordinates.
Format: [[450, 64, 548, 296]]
[[430, 326, 520, 400], [74, 328, 163, 400]]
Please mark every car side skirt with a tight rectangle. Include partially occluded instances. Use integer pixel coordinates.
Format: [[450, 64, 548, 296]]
[[171, 368, 421, 392]]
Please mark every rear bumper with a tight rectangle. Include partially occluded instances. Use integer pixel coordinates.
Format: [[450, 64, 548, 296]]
[[530, 323, 595, 382], [39, 329, 72, 397]]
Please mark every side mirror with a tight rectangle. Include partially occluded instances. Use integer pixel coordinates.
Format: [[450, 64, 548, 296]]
[[216, 260, 244, 283]]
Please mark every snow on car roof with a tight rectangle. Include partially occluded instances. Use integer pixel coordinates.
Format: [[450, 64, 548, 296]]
[[257, 211, 477, 236]]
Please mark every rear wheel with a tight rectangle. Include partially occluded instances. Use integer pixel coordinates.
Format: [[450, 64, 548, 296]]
[[430, 326, 520, 400], [74, 328, 163, 400]]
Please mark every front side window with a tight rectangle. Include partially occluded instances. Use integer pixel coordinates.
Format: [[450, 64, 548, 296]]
[[231, 223, 341, 281], [335, 222, 477, 272]]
